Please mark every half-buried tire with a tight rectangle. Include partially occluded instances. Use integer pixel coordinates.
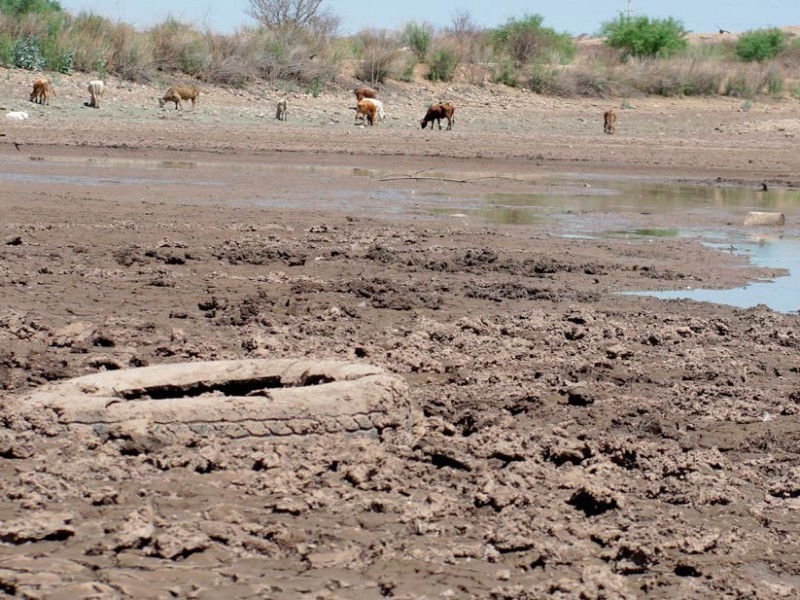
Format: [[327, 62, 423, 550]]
[[21, 359, 411, 441]]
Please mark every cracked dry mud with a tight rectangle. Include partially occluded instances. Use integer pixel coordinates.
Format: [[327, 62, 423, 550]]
[[1, 70, 800, 598]]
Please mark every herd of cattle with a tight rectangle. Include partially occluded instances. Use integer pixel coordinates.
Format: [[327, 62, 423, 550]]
[[23, 78, 618, 134], [23, 78, 458, 131]]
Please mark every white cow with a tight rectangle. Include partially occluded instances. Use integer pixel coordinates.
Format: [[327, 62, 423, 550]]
[[87, 80, 106, 109]]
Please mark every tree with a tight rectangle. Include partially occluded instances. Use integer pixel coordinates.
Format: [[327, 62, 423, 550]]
[[735, 28, 786, 62], [245, 0, 338, 35], [600, 15, 688, 59]]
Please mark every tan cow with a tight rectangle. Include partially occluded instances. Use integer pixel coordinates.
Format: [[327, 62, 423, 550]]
[[158, 85, 200, 110]]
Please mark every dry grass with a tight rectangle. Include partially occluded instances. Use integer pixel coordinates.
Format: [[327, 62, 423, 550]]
[[2, 13, 800, 99]]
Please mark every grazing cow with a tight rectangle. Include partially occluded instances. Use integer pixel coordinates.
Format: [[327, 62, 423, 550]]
[[275, 98, 288, 121], [420, 102, 455, 130], [87, 80, 105, 109], [354, 87, 377, 102], [29, 78, 53, 105], [158, 85, 200, 110], [354, 98, 385, 123], [352, 99, 377, 126], [603, 108, 617, 134]]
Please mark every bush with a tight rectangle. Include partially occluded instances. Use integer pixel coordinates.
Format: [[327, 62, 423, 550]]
[[736, 28, 786, 62], [490, 61, 519, 86], [403, 21, 431, 62], [13, 34, 44, 69], [353, 29, 402, 84], [600, 15, 688, 59], [490, 14, 575, 66], [427, 45, 458, 81]]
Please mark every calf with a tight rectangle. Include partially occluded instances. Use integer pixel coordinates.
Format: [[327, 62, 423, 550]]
[[420, 102, 455, 130], [352, 99, 377, 126], [29, 78, 53, 105], [603, 108, 617, 134], [275, 98, 288, 121], [354, 98, 385, 123], [159, 85, 200, 110]]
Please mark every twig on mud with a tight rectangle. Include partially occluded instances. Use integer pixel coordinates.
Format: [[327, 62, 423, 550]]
[[378, 169, 526, 184]]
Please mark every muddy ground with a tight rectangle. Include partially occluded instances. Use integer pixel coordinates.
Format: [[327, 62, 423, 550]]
[[1, 69, 800, 598]]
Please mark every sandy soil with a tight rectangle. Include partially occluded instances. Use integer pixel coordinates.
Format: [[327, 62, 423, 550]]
[[1, 68, 800, 598]]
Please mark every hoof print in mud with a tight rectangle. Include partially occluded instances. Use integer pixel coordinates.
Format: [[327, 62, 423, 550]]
[[21, 359, 411, 442]]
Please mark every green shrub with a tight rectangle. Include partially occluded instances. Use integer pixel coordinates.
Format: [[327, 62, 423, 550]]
[[0, 32, 13, 65], [735, 28, 786, 62], [403, 21, 431, 61], [13, 34, 44, 69], [427, 45, 458, 81], [600, 15, 688, 59], [306, 75, 323, 97], [764, 70, 783, 96], [490, 14, 575, 66], [0, 0, 62, 17], [490, 61, 518, 86]]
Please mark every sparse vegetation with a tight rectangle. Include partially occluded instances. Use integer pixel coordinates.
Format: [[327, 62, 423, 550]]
[[403, 21, 432, 62], [427, 44, 459, 82], [0, 1, 795, 101]]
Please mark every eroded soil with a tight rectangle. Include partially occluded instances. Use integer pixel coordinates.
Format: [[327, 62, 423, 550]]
[[1, 69, 800, 598]]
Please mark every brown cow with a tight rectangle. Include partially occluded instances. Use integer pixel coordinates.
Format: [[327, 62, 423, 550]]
[[420, 102, 455, 130], [603, 108, 617, 134], [354, 87, 377, 102], [352, 99, 377, 126], [29, 78, 53, 105]]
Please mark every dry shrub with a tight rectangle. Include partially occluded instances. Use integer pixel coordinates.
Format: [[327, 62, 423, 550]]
[[777, 40, 800, 69], [628, 57, 725, 96], [60, 12, 115, 72], [199, 30, 262, 86], [106, 22, 153, 81], [352, 29, 403, 85], [719, 64, 785, 98], [196, 27, 337, 87], [150, 18, 211, 76], [437, 31, 492, 85]]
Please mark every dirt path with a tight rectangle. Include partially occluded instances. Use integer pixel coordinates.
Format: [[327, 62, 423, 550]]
[[0, 70, 799, 598]]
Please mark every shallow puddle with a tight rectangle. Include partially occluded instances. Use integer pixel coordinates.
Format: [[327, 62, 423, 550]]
[[627, 235, 800, 314]]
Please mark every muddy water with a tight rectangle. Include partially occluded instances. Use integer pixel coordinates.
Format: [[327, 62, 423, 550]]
[[3, 151, 799, 312]]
